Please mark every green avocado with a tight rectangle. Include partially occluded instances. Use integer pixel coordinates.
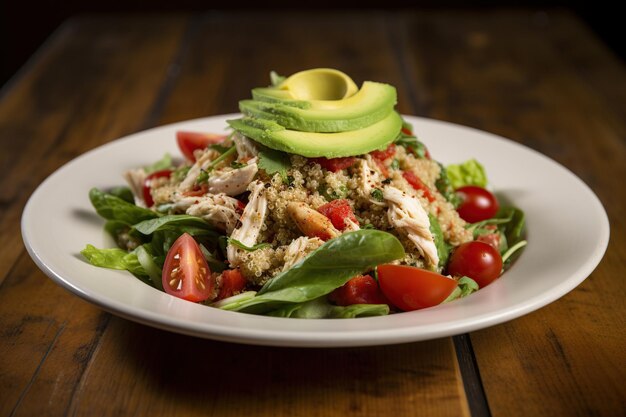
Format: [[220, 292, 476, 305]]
[[241, 81, 397, 133], [227, 111, 402, 158]]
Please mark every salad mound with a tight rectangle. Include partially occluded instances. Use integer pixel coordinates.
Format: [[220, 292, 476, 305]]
[[82, 69, 527, 318]]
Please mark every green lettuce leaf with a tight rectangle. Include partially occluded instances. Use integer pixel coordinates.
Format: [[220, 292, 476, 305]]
[[267, 296, 389, 319], [446, 159, 488, 189]]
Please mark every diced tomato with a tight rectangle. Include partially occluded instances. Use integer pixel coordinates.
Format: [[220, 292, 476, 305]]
[[176, 131, 228, 162], [215, 269, 246, 301], [329, 275, 389, 306], [377, 264, 457, 311], [181, 183, 209, 197], [402, 171, 435, 202], [476, 225, 501, 250], [162, 233, 213, 302], [401, 127, 413, 136], [142, 169, 172, 207], [311, 156, 357, 172], [236, 200, 246, 212], [317, 199, 358, 231], [373, 158, 390, 178], [370, 143, 396, 161]]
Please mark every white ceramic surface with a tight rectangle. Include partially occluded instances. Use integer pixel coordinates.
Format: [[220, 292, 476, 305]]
[[21, 114, 610, 347]]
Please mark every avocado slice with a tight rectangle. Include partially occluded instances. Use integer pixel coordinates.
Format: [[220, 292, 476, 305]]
[[227, 111, 402, 158], [241, 81, 397, 133]]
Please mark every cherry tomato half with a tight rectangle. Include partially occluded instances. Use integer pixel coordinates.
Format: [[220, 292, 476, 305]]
[[456, 185, 499, 223], [162, 233, 214, 302], [317, 199, 358, 231], [447, 241, 503, 288], [142, 169, 172, 207], [377, 265, 458, 311], [176, 131, 228, 162], [329, 275, 389, 306]]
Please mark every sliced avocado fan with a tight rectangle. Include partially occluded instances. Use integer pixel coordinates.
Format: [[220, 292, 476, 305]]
[[228, 68, 403, 157]]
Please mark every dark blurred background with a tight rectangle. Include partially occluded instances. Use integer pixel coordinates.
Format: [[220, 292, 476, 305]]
[[0, 1, 621, 89]]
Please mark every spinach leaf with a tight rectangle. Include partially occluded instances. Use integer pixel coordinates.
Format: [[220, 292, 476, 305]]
[[89, 188, 158, 225], [133, 214, 218, 238], [259, 230, 404, 295], [108, 186, 135, 204], [443, 276, 479, 303], [428, 214, 450, 270], [221, 230, 404, 314], [446, 159, 488, 188], [228, 238, 272, 252]]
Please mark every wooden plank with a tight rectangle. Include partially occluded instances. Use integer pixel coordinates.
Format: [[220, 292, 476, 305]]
[[0, 15, 187, 286], [399, 9, 625, 416], [69, 319, 468, 417], [0, 15, 188, 416], [61, 12, 468, 417]]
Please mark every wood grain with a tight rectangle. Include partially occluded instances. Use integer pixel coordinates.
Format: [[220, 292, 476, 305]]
[[0, 15, 188, 416], [60, 13, 468, 417], [0, 9, 624, 417], [398, 9, 626, 416]]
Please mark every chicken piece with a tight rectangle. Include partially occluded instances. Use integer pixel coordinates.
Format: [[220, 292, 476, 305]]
[[208, 158, 258, 196], [179, 148, 223, 191], [287, 202, 339, 241], [227, 181, 268, 266], [123, 168, 147, 206], [357, 156, 385, 206], [344, 217, 361, 232], [383, 185, 439, 268], [174, 193, 241, 234], [232, 131, 258, 159], [281, 236, 324, 271]]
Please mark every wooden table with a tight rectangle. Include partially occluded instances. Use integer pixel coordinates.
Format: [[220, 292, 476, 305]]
[[1, 10, 624, 417]]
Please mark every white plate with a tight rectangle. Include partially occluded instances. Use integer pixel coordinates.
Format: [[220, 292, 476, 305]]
[[21, 114, 609, 347]]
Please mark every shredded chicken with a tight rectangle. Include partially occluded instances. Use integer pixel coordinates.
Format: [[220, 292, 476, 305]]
[[281, 236, 324, 271], [172, 193, 241, 234], [208, 158, 258, 196], [383, 185, 439, 268], [344, 217, 361, 232], [227, 181, 268, 266], [123, 168, 147, 206], [232, 132, 259, 159], [179, 148, 222, 191], [287, 202, 339, 241], [357, 156, 385, 206]]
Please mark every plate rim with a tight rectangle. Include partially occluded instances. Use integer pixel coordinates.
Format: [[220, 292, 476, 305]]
[[21, 114, 610, 347]]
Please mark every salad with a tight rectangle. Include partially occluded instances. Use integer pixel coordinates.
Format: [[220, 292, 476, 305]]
[[82, 68, 527, 319]]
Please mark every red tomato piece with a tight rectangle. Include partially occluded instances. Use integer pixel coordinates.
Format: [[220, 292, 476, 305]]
[[181, 183, 208, 198], [142, 169, 172, 207], [215, 269, 246, 301], [377, 264, 458, 311], [162, 233, 214, 302], [447, 241, 503, 288], [456, 186, 499, 223], [311, 156, 357, 172], [402, 171, 435, 202], [317, 199, 358, 231], [370, 143, 396, 161], [401, 127, 413, 136], [329, 275, 389, 306], [176, 131, 228, 162]]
